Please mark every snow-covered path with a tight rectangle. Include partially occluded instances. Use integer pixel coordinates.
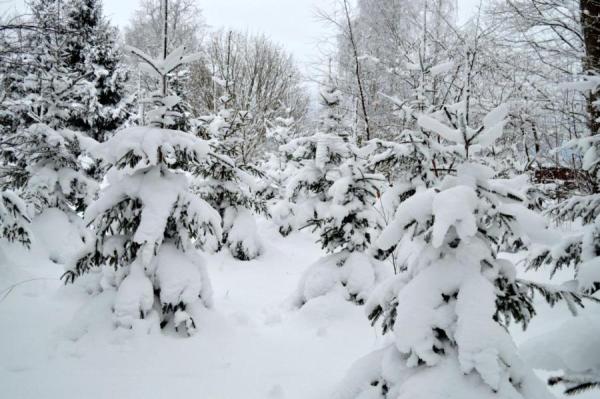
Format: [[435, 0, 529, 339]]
[[0, 219, 380, 399], [0, 215, 594, 399]]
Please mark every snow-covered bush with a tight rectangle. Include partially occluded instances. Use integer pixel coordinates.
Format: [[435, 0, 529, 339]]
[[63, 126, 222, 335], [0, 123, 97, 261], [224, 208, 262, 261], [0, 0, 133, 141], [62, 0, 134, 142], [194, 97, 266, 260], [334, 105, 572, 399], [63, 39, 223, 336], [270, 78, 352, 237], [318, 75, 352, 140], [283, 132, 385, 307], [262, 108, 297, 203], [521, 312, 600, 396], [525, 78, 600, 395], [0, 191, 32, 248], [0, 123, 97, 215], [530, 168, 600, 294]]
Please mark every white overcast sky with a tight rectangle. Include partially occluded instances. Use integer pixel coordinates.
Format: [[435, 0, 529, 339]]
[[2, 0, 481, 73]]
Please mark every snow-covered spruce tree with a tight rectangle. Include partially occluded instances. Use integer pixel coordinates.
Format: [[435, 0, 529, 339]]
[[359, 136, 422, 275], [63, 28, 222, 336], [273, 135, 330, 237], [0, 0, 75, 132], [264, 108, 301, 236], [0, 123, 97, 216], [193, 95, 266, 261], [264, 107, 296, 195], [0, 2, 100, 217], [365, 57, 467, 190], [0, 0, 133, 141], [526, 77, 600, 395], [319, 75, 352, 140], [0, 0, 132, 213], [0, 3, 98, 219], [334, 105, 579, 399], [62, 0, 134, 142], [283, 131, 385, 307], [0, 191, 32, 249], [271, 78, 354, 238], [357, 70, 463, 274]]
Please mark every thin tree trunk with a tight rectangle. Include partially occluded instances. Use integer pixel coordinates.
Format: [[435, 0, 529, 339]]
[[580, 0, 600, 134], [342, 0, 371, 142], [161, 0, 169, 97]]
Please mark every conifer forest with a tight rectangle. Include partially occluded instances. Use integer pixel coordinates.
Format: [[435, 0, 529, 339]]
[[1, 0, 600, 398]]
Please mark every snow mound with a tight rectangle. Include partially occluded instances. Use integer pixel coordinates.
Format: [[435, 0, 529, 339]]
[[30, 208, 87, 265], [225, 208, 263, 261], [292, 252, 384, 308], [521, 314, 600, 375], [113, 259, 154, 329], [155, 243, 213, 309], [335, 345, 548, 399]]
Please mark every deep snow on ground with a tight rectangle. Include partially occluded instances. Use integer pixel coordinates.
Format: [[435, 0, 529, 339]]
[[0, 215, 381, 399], [0, 212, 595, 399]]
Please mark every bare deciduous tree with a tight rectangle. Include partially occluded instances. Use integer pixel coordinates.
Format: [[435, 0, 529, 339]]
[[124, 0, 205, 57]]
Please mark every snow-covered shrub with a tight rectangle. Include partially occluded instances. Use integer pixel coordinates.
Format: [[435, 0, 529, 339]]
[[223, 208, 262, 261], [261, 108, 297, 205], [525, 79, 600, 395], [269, 77, 352, 237], [0, 191, 32, 248], [267, 145, 304, 237], [318, 75, 352, 140], [284, 132, 385, 307], [0, 123, 97, 215], [0, 0, 133, 141], [63, 42, 222, 336], [0, 123, 97, 259], [335, 105, 573, 399], [194, 98, 266, 261], [269, 199, 297, 237], [64, 126, 222, 335]]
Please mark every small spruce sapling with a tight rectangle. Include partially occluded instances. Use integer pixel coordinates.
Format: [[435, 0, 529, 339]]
[[63, 31, 222, 336], [193, 95, 266, 261], [265, 108, 299, 236], [0, 124, 97, 216], [335, 104, 577, 399], [284, 132, 385, 307], [318, 75, 352, 140], [272, 78, 353, 238], [263, 107, 296, 197]]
